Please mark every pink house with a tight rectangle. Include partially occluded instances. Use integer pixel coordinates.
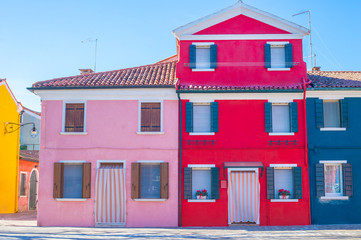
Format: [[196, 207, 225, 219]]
[[29, 58, 179, 227]]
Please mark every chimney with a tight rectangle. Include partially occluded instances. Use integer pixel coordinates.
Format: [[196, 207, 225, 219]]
[[79, 69, 94, 75], [312, 66, 321, 71]]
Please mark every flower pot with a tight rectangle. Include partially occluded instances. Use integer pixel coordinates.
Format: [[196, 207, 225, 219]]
[[279, 195, 290, 199], [196, 195, 201, 199], [201, 196, 207, 199]]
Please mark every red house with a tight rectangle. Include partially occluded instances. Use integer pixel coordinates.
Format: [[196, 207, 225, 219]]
[[174, 2, 311, 226]]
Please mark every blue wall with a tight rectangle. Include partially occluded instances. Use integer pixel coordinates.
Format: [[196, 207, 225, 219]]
[[307, 97, 361, 224]]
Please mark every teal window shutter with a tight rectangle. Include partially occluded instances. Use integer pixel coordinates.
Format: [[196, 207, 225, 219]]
[[266, 167, 275, 199], [289, 102, 299, 132], [265, 44, 271, 68], [315, 99, 324, 128], [210, 44, 217, 69], [285, 44, 293, 68], [189, 45, 196, 69], [293, 167, 302, 199], [315, 164, 325, 197], [211, 167, 220, 199], [265, 102, 272, 132], [185, 102, 193, 132], [340, 99, 349, 128], [343, 163, 353, 197], [211, 102, 219, 132], [184, 168, 192, 199]]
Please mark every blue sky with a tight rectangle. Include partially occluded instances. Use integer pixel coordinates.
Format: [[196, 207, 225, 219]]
[[1, 0, 360, 111]]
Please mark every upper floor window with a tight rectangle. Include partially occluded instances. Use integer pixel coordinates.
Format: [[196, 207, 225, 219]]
[[265, 43, 293, 70], [189, 43, 217, 71], [185, 102, 219, 134], [315, 99, 348, 130], [64, 103, 85, 132], [323, 100, 341, 128], [140, 102, 161, 132], [265, 102, 298, 135]]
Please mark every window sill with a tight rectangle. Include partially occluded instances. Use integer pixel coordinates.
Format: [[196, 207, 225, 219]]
[[134, 198, 167, 202], [320, 128, 346, 131], [137, 131, 164, 135], [269, 132, 294, 136], [188, 199, 216, 203], [189, 132, 215, 136], [267, 68, 291, 71], [270, 199, 299, 202], [19, 195, 26, 198], [192, 68, 215, 72], [55, 198, 87, 202], [60, 132, 88, 135], [320, 196, 349, 200]]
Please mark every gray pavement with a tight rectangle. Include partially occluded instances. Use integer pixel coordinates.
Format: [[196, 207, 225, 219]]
[[0, 217, 361, 239]]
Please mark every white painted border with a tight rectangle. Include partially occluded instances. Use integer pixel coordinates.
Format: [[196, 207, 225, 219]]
[[28, 168, 39, 211], [319, 160, 347, 164], [270, 164, 297, 168], [97, 160, 126, 169], [189, 132, 215, 136], [134, 199, 166, 202], [267, 68, 291, 71], [59, 160, 86, 164], [188, 199, 216, 203], [62, 100, 87, 133], [138, 100, 164, 133], [271, 199, 298, 202], [56, 198, 87, 202], [192, 42, 214, 46], [178, 34, 304, 41], [320, 196, 349, 201], [188, 164, 215, 168], [192, 69, 215, 72], [320, 128, 346, 131], [269, 132, 294, 136], [306, 91, 361, 99], [227, 168, 260, 224], [136, 132, 164, 135], [19, 172, 27, 197], [267, 41, 289, 45]]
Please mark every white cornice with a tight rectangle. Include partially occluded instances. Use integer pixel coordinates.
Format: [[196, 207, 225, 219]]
[[33, 88, 178, 101], [173, 2, 309, 38], [178, 34, 303, 41], [306, 90, 361, 99]]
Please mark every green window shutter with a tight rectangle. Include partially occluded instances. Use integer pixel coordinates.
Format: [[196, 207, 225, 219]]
[[210, 44, 217, 69], [289, 102, 299, 133], [315, 99, 324, 128], [184, 168, 192, 199], [266, 167, 275, 199], [265, 44, 271, 68], [189, 45, 196, 69], [211, 167, 220, 199], [265, 102, 272, 133], [285, 44, 294, 68], [315, 163, 325, 197], [185, 102, 193, 133], [293, 167, 302, 199], [211, 102, 219, 133], [340, 99, 349, 128], [343, 163, 353, 197]]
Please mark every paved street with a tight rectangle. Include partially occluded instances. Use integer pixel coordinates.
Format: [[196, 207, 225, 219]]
[[1, 216, 361, 240]]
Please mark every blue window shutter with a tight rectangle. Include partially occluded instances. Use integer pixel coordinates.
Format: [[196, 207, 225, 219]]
[[285, 44, 294, 68], [289, 102, 299, 132], [267, 167, 275, 199], [265, 102, 272, 132], [185, 102, 193, 132], [211, 102, 219, 132], [210, 44, 217, 69], [211, 167, 220, 199], [340, 99, 349, 128], [315, 163, 325, 197], [189, 45, 196, 69], [265, 44, 271, 68], [293, 167, 302, 199], [315, 99, 324, 128], [184, 168, 192, 199], [343, 163, 353, 197]]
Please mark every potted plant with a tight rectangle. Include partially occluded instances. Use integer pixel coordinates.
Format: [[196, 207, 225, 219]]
[[195, 189, 209, 199], [278, 189, 291, 199]]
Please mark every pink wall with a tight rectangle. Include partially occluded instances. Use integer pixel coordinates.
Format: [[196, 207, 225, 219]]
[[37, 99, 178, 227]]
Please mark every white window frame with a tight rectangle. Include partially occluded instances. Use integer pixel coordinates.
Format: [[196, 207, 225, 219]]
[[61, 100, 87, 135], [320, 99, 346, 131], [191, 42, 215, 72], [319, 160, 348, 200], [269, 102, 294, 136], [187, 164, 216, 203], [19, 172, 27, 197], [269, 164, 299, 203], [191, 102, 214, 135], [137, 100, 164, 135], [267, 42, 290, 71]]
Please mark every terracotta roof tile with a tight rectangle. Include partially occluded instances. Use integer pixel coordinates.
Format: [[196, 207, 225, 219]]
[[19, 150, 39, 163], [308, 71, 361, 88], [179, 83, 304, 91]]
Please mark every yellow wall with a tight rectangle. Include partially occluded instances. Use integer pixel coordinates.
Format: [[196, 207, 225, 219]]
[[0, 84, 21, 213]]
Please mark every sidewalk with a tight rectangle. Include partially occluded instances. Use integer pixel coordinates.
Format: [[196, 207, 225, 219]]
[[0, 211, 36, 221]]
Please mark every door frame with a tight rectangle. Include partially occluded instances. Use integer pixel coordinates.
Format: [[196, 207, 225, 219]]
[[227, 168, 260, 224], [95, 160, 127, 226], [28, 168, 39, 211]]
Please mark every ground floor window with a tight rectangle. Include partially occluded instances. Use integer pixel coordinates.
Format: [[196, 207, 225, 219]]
[[20, 172, 27, 196]]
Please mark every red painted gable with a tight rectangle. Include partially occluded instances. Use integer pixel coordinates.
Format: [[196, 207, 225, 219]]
[[195, 14, 290, 35]]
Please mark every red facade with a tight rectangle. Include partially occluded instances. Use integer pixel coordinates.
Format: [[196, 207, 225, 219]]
[[175, 2, 310, 226]]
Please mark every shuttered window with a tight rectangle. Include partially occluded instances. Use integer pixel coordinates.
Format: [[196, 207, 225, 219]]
[[271, 46, 286, 68], [265, 43, 293, 69], [131, 162, 168, 199], [189, 44, 217, 70], [184, 167, 219, 200], [20, 173, 26, 196], [53, 162, 91, 199], [196, 47, 211, 69], [141, 102, 161, 132], [193, 105, 211, 132], [323, 100, 341, 128], [267, 166, 302, 199], [266, 102, 298, 133], [65, 103, 85, 132]]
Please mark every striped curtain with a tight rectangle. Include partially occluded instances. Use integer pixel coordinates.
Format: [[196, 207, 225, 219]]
[[228, 171, 260, 224], [95, 166, 126, 225]]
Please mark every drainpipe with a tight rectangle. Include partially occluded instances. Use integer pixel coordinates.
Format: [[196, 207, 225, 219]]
[[177, 91, 182, 227]]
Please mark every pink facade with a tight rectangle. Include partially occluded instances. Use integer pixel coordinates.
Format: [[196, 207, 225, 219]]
[[37, 98, 178, 227]]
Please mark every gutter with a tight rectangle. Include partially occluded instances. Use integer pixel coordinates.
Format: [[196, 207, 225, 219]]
[[177, 92, 182, 227], [303, 77, 311, 226], [177, 89, 303, 93]]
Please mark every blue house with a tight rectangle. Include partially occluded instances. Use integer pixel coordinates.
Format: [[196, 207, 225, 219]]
[[307, 70, 361, 224]]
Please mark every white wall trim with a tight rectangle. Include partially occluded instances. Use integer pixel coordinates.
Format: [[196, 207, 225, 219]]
[[319, 160, 347, 164], [188, 164, 215, 168], [188, 199, 216, 203], [267, 41, 289, 45], [267, 68, 291, 71], [320, 196, 349, 201], [320, 128, 346, 131], [97, 160, 126, 169], [62, 100, 87, 133], [269, 132, 294, 136], [306, 91, 361, 99], [59, 160, 86, 164], [136, 132, 165, 135], [178, 34, 304, 41], [138, 100, 164, 132], [192, 42, 214, 46], [270, 199, 298, 202], [270, 164, 297, 168], [189, 132, 215, 136], [56, 198, 87, 202], [137, 160, 165, 163], [192, 68, 215, 72], [134, 199, 166, 202]]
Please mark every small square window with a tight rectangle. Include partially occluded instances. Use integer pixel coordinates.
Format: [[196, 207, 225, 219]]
[[140, 164, 161, 198], [193, 104, 211, 133], [196, 46, 211, 69], [63, 164, 83, 198], [271, 45, 286, 68], [272, 104, 290, 133], [274, 169, 294, 198], [324, 164, 343, 197], [192, 169, 212, 199], [323, 100, 341, 128]]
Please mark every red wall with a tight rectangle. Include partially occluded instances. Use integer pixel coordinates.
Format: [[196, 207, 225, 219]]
[[180, 100, 310, 226], [18, 160, 38, 212]]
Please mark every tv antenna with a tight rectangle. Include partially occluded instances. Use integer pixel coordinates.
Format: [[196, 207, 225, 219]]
[[293, 10, 314, 69], [81, 38, 98, 72]]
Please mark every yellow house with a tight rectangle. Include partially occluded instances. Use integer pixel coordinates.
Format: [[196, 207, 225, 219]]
[[0, 79, 23, 213]]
